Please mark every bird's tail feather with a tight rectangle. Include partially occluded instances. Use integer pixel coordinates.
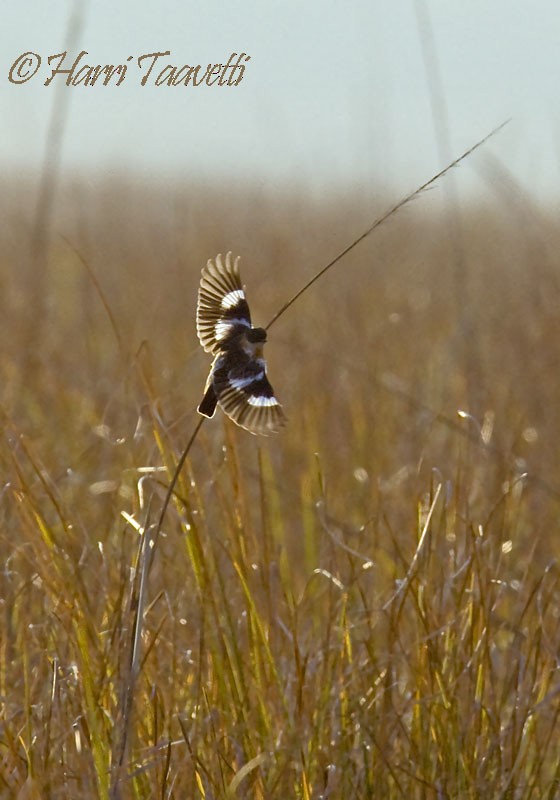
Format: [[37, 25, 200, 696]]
[[198, 385, 218, 418]]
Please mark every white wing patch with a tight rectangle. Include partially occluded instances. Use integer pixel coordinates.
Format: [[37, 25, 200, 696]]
[[230, 372, 265, 390], [215, 318, 250, 340], [247, 395, 280, 407], [220, 289, 245, 309]]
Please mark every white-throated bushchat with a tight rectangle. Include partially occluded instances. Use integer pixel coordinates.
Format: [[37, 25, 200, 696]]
[[196, 252, 286, 435]]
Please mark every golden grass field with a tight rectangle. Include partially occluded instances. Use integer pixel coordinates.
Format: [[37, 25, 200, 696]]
[[2, 172, 560, 798]]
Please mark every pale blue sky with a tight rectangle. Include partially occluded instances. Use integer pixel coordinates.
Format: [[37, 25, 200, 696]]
[[2, 1, 559, 199]]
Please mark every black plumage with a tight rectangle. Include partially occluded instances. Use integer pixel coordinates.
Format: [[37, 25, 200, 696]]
[[196, 253, 286, 435]]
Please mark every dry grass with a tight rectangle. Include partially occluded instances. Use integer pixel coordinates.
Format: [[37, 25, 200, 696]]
[[1, 173, 560, 798]]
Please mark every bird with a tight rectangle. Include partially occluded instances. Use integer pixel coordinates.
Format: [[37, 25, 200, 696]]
[[196, 252, 286, 435]]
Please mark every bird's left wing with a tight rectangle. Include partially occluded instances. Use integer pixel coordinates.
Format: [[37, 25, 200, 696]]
[[196, 252, 252, 354]]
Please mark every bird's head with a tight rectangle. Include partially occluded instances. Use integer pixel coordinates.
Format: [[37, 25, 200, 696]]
[[246, 327, 267, 344]]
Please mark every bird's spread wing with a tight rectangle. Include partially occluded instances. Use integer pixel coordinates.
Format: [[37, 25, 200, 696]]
[[197, 252, 252, 354], [212, 352, 286, 436]]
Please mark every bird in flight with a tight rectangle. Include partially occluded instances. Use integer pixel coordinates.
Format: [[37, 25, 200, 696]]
[[196, 252, 286, 435]]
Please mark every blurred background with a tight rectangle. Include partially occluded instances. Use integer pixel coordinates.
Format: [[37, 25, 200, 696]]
[[1, 0, 559, 499], [4, 4, 560, 795], [1, 0, 558, 464], [2, 0, 559, 194]]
